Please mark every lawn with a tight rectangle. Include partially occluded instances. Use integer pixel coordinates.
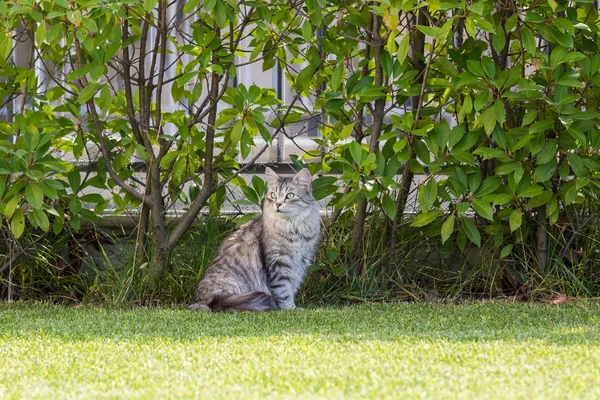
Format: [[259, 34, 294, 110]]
[[0, 302, 599, 399]]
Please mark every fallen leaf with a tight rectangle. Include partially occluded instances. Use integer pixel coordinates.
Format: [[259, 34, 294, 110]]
[[542, 292, 570, 305]]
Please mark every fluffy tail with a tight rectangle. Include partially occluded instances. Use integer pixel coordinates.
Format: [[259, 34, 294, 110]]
[[189, 291, 276, 312]]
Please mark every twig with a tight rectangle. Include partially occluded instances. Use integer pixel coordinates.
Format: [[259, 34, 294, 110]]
[[0, 230, 49, 275]]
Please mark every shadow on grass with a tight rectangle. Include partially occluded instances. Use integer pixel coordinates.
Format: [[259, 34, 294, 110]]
[[0, 301, 598, 346]]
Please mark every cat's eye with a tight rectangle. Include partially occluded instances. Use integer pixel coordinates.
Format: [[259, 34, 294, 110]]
[[286, 193, 295, 199], [269, 192, 277, 199]]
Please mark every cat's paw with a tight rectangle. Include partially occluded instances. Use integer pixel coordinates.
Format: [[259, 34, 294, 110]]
[[188, 303, 211, 312]]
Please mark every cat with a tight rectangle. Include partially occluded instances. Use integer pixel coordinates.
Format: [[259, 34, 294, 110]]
[[189, 167, 321, 312]]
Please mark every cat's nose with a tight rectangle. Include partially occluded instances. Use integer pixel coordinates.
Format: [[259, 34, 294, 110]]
[[275, 202, 282, 208]]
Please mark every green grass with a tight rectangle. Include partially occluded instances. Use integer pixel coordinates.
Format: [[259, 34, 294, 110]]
[[0, 302, 599, 399]]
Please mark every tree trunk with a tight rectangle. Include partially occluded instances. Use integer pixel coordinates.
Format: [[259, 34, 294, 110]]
[[143, 161, 169, 287], [134, 175, 152, 266], [536, 206, 548, 278], [349, 12, 386, 271], [388, 9, 427, 273], [146, 243, 169, 290]]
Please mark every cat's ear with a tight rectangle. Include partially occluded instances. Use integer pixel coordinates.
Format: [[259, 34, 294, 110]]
[[265, 167, 278, 186], [293, 169, 312, 191]]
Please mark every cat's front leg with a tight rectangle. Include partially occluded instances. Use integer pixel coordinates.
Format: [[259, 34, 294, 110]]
[[268, 275, 297, 310], [272, 287, 296, 310]]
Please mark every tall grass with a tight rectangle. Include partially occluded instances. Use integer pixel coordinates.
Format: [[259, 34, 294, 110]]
[[2, 204, 600, 305], [0, 217, 234, 306]]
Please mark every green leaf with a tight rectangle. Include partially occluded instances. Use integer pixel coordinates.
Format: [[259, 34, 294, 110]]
[[493, 100, 506, 126], [144, 0, 157, 13], [241, 185, 259, 205], [474, 91, 490, 111], [518, 185, 544, 198], [472, 199, 493, 221], [230, 120, 243, 146], [53, 206, 65, 235], [258, 124, 272, 145], [493, 193, 513, 205], [336, 190, 361, 209], [416, 25, 444, 40], [160, 151, 178, 169], [546, 195, 558, 217], [312, 176, 337, 200], [295, 65, 316, 93], [97, 84, 112, 112], [452, 151, 476, 165], [382, 194, 396, 220], [0, 32, 11, 61], [441, 214, 454, 244], [78, 83, 101, 104], [500, 244, 513, 259], [397, 34, 410, 64], [466, 60, 486, 77], [410, 210, 442, 227], [68, 170, 81, 193], [4, 196, 20, 220], [339, 123, 354, 140], [73, 132, 84, 160], [474, 107, 497, 135], [325, 98, 344, 113], [567, 153, 588, 177], [454, 203, 469, 214], [302, 20, 313, 42], [251, 175, 266, 198], [534, 161, 557, 183], [549, 46, 568, 67], [349, 141, 364, 164], [25, 183, 43, 209], [459, 95, 472, 121], [461, 216, 481, 247], [509, 209, 522, 232], [71, 213, 81, 231], [492, 25, 506, 53], [35, 22, 46, 45], [69, 196, 82, 214], [80, 194, 105, 203], [205, 0, 217, 11], [189, 185, 200, 202], [481, 57, 496, 80], [496, 162, 519, 175], [32, 208, 49, 232], [536, 140, 557, 164], [527, 191, 553, 208], [11, 208, 25, 239], [522, 111, 538, 126], [135, 144, 150, 163], [475, 177, 501, 197], [422, 179, 437, 210], [529, 119, 554, 134], [521, 28, 536, 54], [393, 138, 408, 153], [331, 63, 344, 92]]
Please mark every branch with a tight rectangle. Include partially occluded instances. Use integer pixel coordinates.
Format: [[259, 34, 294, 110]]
[[155, 0, 169, 150], [73, 34, 149, 205], [0, 230, 49, 275], [121, 21, 144, 146]]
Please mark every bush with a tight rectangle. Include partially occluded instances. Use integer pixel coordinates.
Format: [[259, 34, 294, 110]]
[[2, 0, 600, 301]]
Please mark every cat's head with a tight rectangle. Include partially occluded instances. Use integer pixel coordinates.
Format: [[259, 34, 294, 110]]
[[263, 167, 315, 216]]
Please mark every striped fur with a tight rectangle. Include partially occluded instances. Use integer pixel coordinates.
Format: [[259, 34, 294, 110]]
[[189, 168, 321, 312]]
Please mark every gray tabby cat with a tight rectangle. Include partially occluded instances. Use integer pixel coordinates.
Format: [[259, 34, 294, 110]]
[[189, 167, 320, 312]]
